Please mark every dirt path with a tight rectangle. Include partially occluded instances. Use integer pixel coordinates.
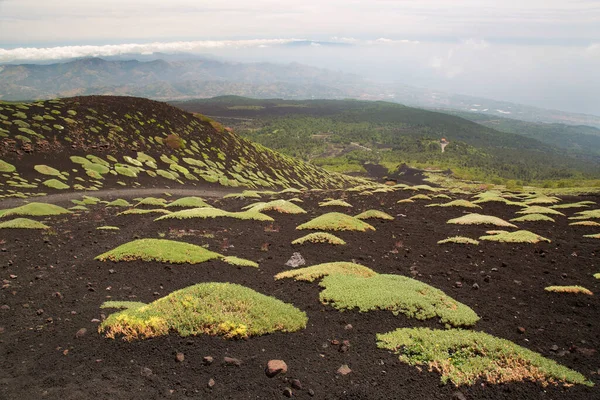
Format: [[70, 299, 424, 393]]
[[0, 186, 239, 208]]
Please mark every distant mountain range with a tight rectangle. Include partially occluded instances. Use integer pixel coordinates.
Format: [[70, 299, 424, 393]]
[[1, 56, 599, 128]]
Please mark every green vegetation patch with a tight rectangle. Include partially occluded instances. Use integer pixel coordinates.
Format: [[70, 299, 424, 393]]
[[156, 207, 274, 222], [69, 205, 88, 211], [97, 226, 120, 230], [95, 239, 222, 264], [516, 206, 564, 216], [594, 273, 600, 280], [569, 221, 600, 227], [355, 210, 394, 220], [222, 256, 259, 268], [570, 209, 600, 220], [42, 179, 69, 190], [224, 190, 262, 199], [550, 202, 594, 209], [99, 282, 307, 341], [510, 214, 555, 223], [480, 230, 551, 243], [118, 209, 172, 216], [34, 165, 64, 177], [407, 194, 431, 201], [320, 274, 479, 327], [426, 200, 481, 209], [297, 212, 375, 232], [437, 236, 479, 245], [166, 197, 211, 208], [447, 213, 517, 228], [319, 199, 353, 207], [377, 327, 592, 386], [275, 262, 375, 282], [545, 286, 593, 295], [583, 233, 600, 239], [0, 159, 16, 173], [292, 232, 346, 245], [0, 218, 50, 230], [135, 197, 167, 207], [525, 195, 561, 205], [246, 200, 307, 214], [0, 202, 70, 218], [106, 199, 133, 207]]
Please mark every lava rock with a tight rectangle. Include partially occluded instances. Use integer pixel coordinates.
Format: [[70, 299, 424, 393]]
[[207, 378, 215, 388], [203, 356, 214, 365], [175, 352, 185, 362], [283, 387, 293, 398], [337, 365, 352, 375], [75, 328, 87, 338], [290, 379, 302, 390], [517, 327, 526, 334], [266, 359, 288, 377], [140, 367, 153, 377], [224, 356, 242, 367]]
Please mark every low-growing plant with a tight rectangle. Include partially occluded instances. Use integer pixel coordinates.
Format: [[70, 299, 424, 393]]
[[156, 207, 274, 222], [320, 274, 479, 327], [0, 202, 70, 217], [222, 256, 259, 268], [291, 232, 346, 245], [97, 226, 120, 230], [99, 282, 307, 340], [437, 236, 479, 245], [297, 212, 375, 232], [545, 286, 593, 295], [569, 221, 600, 227], [354, 210, 394, 220], [135, 197, 168, 207], [166, 196, 211, 208], [118, 209, 172, 216], [583, 233, 600, 239], [319, 199, 353, 207], [407, 194, 431, 201], [510, 214, 555, 223], [246, 199, 306, 214], [376, 327, 592, 386], [42, 179, 69, 190], [275, 262, 375, 282], [447, 213, 517, 228], [569, 209, 600, 220], [516, 206, 564, 216], [0, 218, 50, 229], [95, 238, 222, 264], [0, 159, 16, 173], [34, 165, 64, 178], [480, 230, 551, 243], [426, 199, 481, 209], [106, 199, 133, 207]]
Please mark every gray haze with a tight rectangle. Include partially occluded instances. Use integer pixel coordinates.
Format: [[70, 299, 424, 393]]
[[0, 0, 599, 115]]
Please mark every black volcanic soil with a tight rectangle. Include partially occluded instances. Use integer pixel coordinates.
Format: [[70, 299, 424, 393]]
[[1, 189, 599, 399]]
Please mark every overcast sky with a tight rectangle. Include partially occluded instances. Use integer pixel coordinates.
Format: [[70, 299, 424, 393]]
[[0, 0, 599, 115]]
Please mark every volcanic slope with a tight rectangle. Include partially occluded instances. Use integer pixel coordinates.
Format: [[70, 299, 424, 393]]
[[0, 96, 364, 199]]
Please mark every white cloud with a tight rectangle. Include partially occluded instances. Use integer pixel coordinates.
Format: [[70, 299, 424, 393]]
[[0, 39, 305, 63]]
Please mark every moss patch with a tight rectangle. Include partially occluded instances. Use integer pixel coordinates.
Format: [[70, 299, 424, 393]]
[[516, 206, 564, 216], [106, 199, 133, 207], [319, 199, 353, 207], [166, 197, 211, 208], [426, 200, 481, 209], [275, 262, 376, 282], [292, 232, 346, 245], [0, 218, 50, 229], [437, 236, 479, 245], [222, 256, 259, 268], [320, 274, 479, 327], [246, 200, 307, 214], [42, 179, 69, 190], [156, 207, 273, 222], [95, 239, 222, 264], [297, 212, 375, 232], [447, 213, 517, 228], [0, 202, 70, 217], [99, 282, 307, 340], [377, 328, 592, 386], [0, 159, 16, 173], [480, 230, 551, 243], [355, 210, 394, 220], [510, 214, 555, 223]]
